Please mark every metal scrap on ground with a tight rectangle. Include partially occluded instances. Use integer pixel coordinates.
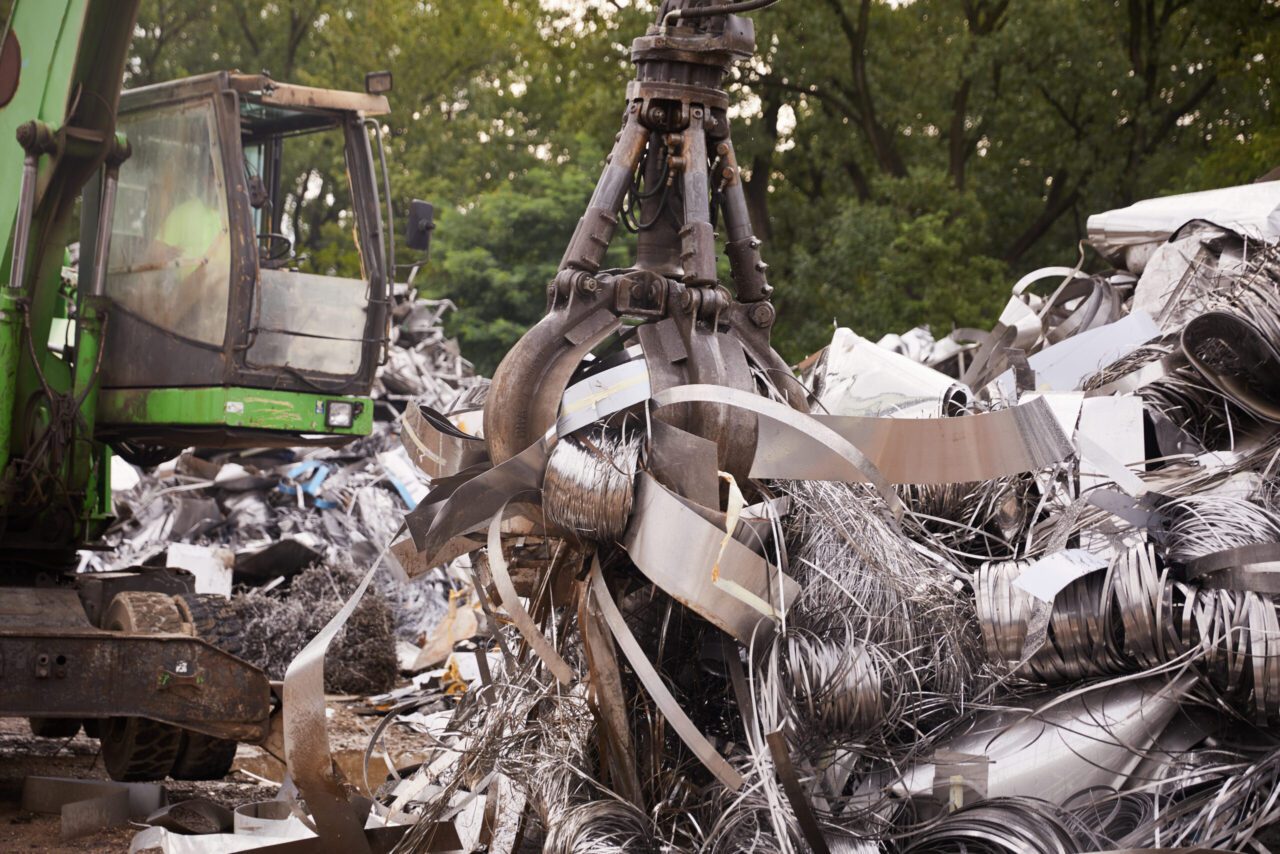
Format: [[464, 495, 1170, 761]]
[[99, 298, 482, 695], [360, 184, 1280, 854], [124, 5, 1280, 853]]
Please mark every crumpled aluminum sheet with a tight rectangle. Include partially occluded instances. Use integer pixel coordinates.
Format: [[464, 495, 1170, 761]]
[[814, 327, 971, 418], [1087, 180, 1280, 257]]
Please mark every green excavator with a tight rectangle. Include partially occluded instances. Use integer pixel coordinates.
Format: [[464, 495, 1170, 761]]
[[0, 0, 416, 780]]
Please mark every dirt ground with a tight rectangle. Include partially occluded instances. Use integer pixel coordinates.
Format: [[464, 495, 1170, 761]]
[[0, 696, 439, 853]]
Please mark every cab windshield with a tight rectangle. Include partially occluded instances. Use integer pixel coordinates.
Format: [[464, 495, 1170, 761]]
[[106, 98, 231, 346]]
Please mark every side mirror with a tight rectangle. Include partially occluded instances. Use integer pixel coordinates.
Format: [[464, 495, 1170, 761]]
[[405, 199, 434, 255]]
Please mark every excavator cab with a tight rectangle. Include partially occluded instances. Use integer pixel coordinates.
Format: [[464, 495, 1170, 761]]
[[86, 72, 391, 454]]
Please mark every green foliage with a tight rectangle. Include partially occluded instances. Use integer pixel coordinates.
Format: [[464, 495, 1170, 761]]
[[426, 164, 632, 375], [131, 0, 1277, 368], [782, 172, 1007, 359]]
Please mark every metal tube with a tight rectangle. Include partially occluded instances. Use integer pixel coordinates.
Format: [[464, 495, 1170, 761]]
[[88, 165, 119, 297], [716, 138, 772, 302], [716, 141, 754, 243], [0, 150, 36, 480], [373, 120, 395, 286], [361, 118, 391, 287], [9, 152, 38, 292]]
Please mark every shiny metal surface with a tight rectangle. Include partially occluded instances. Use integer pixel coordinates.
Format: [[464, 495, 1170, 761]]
[[753, 395, 1071, 486], [623, 472, 799, 645]]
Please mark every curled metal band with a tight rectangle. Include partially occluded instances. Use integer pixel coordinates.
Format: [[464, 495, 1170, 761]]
[[623, 472, 799, 645], [400, 402, 489, 480], [978, 544, 1280, 724], [404, 428, 554, 566], [486, 500, 575, 685], [752, 395, 1072, 486], [976, 559, 1124, 682], [648, 383, 906, 519]]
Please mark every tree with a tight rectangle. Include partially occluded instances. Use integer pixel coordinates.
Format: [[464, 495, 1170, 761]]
[[129, 0, 1277, 367], [427, 164, 633, 375], [744, 0, 1274, 360]]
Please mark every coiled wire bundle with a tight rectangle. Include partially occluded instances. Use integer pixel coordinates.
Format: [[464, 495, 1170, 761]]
[[900, 796, 1103, 853], [1112, 543, 1280, 723], [1169, 583, 1280, 724], [782, 480, 983, 713], [1111, 543, 1183, 669], [1141, 363, 1242, 449], [899, 478, 1027, 563], [1064, 789, 1161, 844], [543, 427, 642, 544], [977, 544, 1280, 724], [780, 626, 895, 736], [1107, 747, 1280, 849], [975, 558, 1126, 681], [542, 799, 659, 854], [1161, 493, 1280, 564]]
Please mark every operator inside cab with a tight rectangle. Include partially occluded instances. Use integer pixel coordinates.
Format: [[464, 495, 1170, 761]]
[[107, 99, 232, 346]]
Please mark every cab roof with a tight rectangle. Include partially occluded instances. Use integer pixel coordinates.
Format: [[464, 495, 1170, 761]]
[[119, 71, 390, 131]]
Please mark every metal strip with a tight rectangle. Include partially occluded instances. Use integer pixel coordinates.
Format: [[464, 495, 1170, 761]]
[[766, 731, 831, 854], [400, 403, 488, 479], [557, 359, 652, 436], [486, 502, 575, 685], [577, 579, 644, 807], [623, 473, 799, 644], [1186, 543, 1280, 579], [282, 538, 398, 854], [406, 430, 553, 560], [588, 559, 744, 791], [649, 384, 905, 518], [1186, 543, 1280, 593], [1077, 432, 1149, 497], [753, 395, 1071, 486]]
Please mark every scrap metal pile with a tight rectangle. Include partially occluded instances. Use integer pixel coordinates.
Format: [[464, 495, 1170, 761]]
[[335, 6, 1280, 852], [120, 6, 1280, 853], [96, 298, 479, 693]]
